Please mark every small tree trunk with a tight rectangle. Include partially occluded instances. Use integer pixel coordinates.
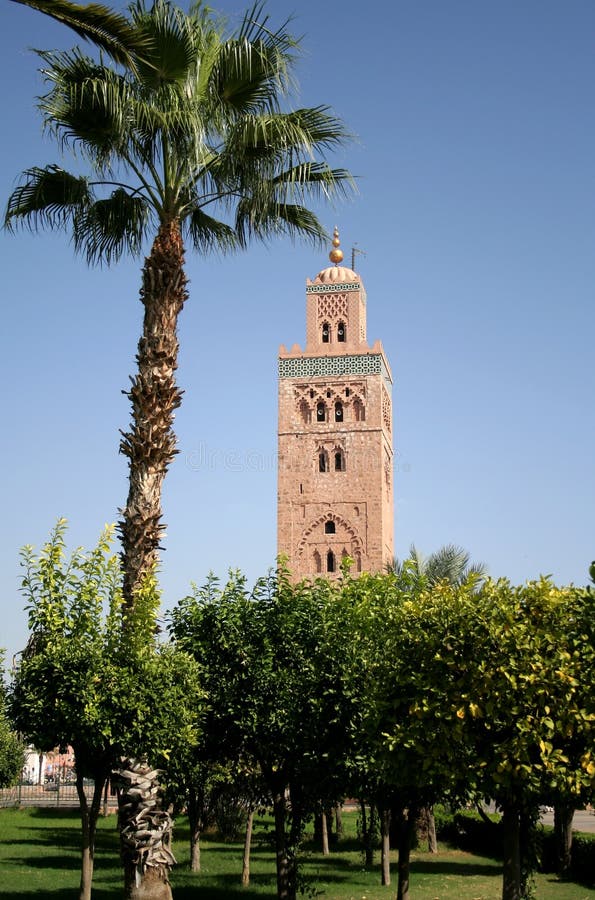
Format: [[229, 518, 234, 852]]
[[360, 800, 375, 866], [102, 778, 109, 817], [396, 805, 415, 900], [321, 809, 330, 856], [187, 789, 203, 873], [554, 801, 574, 878], [501, 802, 522, 900], [241, 808, 255, 886], [427, 806, 438, 853], [380, 805, 391, 886], [334, 804, 343, 835], [76, 769, 106, 900], [273, 787, 293, 900], [190, 831, 201, 873]]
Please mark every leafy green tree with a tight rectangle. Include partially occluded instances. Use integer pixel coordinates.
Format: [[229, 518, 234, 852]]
[[10, 520, 201, 900], [367, 575, 595, 900], [170, 568, 355, 900], [5, 0, 353, 612], [0, 654, 25, 788]]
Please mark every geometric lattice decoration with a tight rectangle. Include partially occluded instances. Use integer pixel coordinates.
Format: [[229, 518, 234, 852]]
[[279, 354, 390, 384], [381, 385, 392, 433], [317, 293, 348, 321]]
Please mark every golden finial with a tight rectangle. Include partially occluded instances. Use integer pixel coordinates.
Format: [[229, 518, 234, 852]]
[[329, 226, 344, 265]]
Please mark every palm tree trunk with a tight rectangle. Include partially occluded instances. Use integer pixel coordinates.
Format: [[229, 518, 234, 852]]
[[118, 220, 187, 607], [115, 758, 176, 900], [116, 221, 186, 899]]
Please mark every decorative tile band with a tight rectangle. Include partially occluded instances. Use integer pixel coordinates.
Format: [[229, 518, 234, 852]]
[[306, 282, 360, 293], [279, 354, 392, 386]]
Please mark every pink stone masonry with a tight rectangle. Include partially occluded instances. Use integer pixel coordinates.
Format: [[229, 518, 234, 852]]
[[277, 252, 394, 579]]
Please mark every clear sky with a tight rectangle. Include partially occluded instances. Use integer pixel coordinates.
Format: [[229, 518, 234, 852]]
[[1, 0, 594, 664]]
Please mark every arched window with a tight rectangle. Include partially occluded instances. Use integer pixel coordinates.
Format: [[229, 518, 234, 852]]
[[313, 550, 322, 574], [299, 399, 311, 424], [322, 322, 330, 343], [334, 450, 345, 471], [324, 520, 335, 534], [327, 550, 336, 573], [353, 398, 365, 422], [316, 402, 326, 422], [318, 451, 328, 473], [335, 401, 343, 422], [337, 321, 346, 342]]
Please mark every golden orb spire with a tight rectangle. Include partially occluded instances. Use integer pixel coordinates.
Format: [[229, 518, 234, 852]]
[[328, 226, 344, 265]]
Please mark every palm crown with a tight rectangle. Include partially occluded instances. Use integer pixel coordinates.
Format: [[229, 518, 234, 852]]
[[6, 0, 353, 261]]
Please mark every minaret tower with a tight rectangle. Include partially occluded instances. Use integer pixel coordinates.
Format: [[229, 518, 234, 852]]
[[277, 229, 394, 578]]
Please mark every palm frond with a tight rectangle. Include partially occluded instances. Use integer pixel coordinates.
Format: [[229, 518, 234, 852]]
[[130, 0, 197, 88], [73, 188, 150, 264], [37, 50, 130, 167], [234, 198, 325, 247], [184, 207, 239, 255], [5, 165, 92, 231], [10, 0, 150, 70]]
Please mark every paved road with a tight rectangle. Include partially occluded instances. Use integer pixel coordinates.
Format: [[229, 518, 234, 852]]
[[540, 809, 595, 834]]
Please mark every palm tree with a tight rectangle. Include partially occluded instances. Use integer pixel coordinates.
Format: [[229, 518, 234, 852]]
[[6, 3, 353, 897], [6, 0, 352, 608], [387, 543, 487, 589]]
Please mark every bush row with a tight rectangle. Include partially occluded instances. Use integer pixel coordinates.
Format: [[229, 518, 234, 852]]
[[434, 807, 595, 887]]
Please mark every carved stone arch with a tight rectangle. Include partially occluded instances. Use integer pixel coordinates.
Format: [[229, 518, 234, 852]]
[[296, 512, 364, 558], [298, 397, 311, 424]]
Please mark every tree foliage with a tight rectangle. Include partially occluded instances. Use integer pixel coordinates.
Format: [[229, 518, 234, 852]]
[[9, 519, 201, 900]]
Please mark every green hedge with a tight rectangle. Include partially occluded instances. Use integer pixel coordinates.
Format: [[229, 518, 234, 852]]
[[434, 807, 595, 887]]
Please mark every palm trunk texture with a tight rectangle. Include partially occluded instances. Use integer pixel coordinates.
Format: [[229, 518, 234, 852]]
[[116, 222, 187, 899], [118, 220, 187, 607], [115, 758, 176, 900]]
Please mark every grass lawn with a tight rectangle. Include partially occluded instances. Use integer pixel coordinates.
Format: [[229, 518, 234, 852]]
[[0, 806, 594, 899]]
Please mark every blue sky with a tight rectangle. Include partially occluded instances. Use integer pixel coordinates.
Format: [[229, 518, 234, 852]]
[[1, 0, 594, 663]]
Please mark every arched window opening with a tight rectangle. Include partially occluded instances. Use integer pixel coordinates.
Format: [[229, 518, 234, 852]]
[[355, 551, 362, 573], [299, 399, 311, 424], [309, 389, 315, 398], [324, 520, 335, 534], [322, 323, 330, 343], [345, 387, 350, 397], [327, 551, 336, 573], [335, 401, 343, 422], [353, 399, 365, 422], [316, 402, 326, 422], [326, 389, 332, 398], [335, 450, 345, 471], [318, 451, 328, 473], [337, 321, 346, 342], [313, 550, 322, 574]]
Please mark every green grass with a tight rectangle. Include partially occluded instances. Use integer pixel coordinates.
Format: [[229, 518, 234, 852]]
[[0, 807, 594, 899]]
